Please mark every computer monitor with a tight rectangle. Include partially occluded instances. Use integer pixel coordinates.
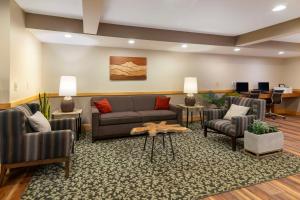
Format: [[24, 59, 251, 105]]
[[236, 82, 249, 93], [258, 82, 269, 92]]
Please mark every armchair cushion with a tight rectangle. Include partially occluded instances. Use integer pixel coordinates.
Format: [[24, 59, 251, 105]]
[[205, 119, 235, 136], [28, 111, 51, 132]]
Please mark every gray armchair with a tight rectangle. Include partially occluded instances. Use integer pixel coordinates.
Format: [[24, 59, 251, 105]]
[[0, 103, 76, 186], [203, 96, 266, 151]]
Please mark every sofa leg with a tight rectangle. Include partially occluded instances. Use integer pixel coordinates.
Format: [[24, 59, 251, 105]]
[[231, 137, 237, 151], [65, 158, 70, 178], [0, 165, 7, 186], [204, 126, 207, 137]]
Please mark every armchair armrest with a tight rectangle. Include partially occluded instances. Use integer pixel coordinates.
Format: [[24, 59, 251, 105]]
[[231, 115, 256, 137], [203, 108, 227, 122], [169, 104, 183, 125], [23, 130, 74, 161], [49, 118, 76, 132]]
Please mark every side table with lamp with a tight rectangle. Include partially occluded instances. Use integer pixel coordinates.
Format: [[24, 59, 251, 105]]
[[53, 76, 82, 140], [178, 77, 204, 128]]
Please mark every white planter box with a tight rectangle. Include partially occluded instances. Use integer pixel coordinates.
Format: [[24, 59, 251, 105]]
[[244, 131, 284, 155]]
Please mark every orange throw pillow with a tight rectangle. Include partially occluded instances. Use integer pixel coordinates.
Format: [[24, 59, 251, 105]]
[[94, 98, 112, 113], [155, 96, 170, 110]]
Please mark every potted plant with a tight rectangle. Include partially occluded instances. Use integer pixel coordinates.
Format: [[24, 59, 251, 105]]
[[244, 120, 284, 156], [201, 91, 240, 108]]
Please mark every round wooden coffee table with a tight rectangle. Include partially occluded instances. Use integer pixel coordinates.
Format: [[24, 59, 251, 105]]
[[131, 121, 189, 162]]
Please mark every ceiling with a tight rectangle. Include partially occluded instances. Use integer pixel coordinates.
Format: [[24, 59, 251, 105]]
[[29, 29, 300, 58], [275, 33, 300, 43], [16, 0, 300, 36]]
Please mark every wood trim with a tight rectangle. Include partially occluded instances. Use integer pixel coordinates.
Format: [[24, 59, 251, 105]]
[[10, 95, 39, 108], [25, 13, 236, 47], [3, 157, 68, 169], [0, 103, 11, 110], [237, 17, 300, 46]]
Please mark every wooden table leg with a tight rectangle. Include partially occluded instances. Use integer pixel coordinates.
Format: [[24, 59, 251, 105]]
[[143, 135, 148, 151]]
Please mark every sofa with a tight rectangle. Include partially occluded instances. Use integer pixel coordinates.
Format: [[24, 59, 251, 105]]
[[91, 95, 182, 141], [0, 103, 76, 185], [203, 96, 266, 151]]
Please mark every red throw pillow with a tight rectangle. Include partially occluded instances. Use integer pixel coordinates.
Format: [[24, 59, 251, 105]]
[[94, 98, 112, 113], [155, 96, 170, 110]]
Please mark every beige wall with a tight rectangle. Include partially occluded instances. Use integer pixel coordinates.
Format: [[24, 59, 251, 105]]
[[42, 43, 285, 93], [9, 0, 42, 102], [0, 0, 10, 103]]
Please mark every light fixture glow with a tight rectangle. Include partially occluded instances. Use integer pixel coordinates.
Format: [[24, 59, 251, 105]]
[[64, 33, 72, 38], [234, 48, 241, 52], [181, 44, 188, 48], [272, 5, 287, 12], [128, 39, 135, 44], [278, 51, 285, 55]]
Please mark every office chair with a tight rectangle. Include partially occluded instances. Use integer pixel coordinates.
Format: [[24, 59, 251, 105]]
[[249, 90, 260, 99], [266, 90, 286, 119]]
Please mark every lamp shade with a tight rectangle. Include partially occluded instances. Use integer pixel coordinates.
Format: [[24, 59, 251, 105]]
[[59, 76, 77, 96], [184, 77, 198, 94]]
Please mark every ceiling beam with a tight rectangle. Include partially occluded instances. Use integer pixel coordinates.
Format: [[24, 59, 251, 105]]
[[25, 13, 237, 47], [237, 17, 300, 46], [82, 0, 103, 34]]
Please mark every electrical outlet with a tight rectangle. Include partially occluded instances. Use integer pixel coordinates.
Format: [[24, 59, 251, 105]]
[[14, 82, 18, 92]]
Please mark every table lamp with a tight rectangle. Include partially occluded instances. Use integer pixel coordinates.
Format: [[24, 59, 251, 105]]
[[184, 77, 198, 106], [59, 76, 77, 112]]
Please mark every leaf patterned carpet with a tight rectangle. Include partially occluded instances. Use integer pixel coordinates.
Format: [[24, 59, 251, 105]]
[[22, 124, 300, 200]]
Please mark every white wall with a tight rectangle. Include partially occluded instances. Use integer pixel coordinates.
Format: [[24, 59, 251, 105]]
[[42, 43, 285, 93], [9, 0, 42, 101], [0, 0, 10, 103]]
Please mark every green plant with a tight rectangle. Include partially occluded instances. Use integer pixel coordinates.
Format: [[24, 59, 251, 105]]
[[201, 91, 240, 108], [248, 120, 278, 135], [39, 92, 51, 120]]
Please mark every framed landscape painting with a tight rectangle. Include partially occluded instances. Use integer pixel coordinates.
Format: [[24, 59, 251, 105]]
[[110, 56, 147, 80]]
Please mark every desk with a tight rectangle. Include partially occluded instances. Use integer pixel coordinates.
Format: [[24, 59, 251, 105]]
[[241, 92, 300, 99]]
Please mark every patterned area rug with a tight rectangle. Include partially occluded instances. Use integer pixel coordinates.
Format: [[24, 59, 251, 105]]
[[23, 124, 300, 199]]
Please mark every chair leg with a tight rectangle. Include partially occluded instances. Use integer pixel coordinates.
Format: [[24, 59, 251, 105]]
[[204, 126, 208, 137], [64, 158, 70, 178], [231, 137, 237, 151], [0, 165, 7, 186]]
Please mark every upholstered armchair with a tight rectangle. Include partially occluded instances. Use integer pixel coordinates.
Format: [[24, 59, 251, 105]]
[[203, 96, 266, 151], [0, 103, 76, 185]]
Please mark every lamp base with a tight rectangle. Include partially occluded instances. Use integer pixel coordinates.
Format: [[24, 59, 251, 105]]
[[61, 98, 75, 112], [185, 96, 196, 106]]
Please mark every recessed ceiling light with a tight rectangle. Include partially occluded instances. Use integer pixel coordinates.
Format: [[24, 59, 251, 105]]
[[278, 51, 285, 55], [128, 39, 135, 44], [272, 5, 287, 12], [64, 33, 72, 38], [234, 48, 241, 52], [181, 44, 188, 48]]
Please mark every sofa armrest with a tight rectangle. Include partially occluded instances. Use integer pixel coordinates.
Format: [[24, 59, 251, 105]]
[[231, 115, 256, 137], [203, 108, 227, 122], [169, 104, 182, 125], [91, 107, 100, 137], [49, 118, 76, 132], [23, 130, 74, 161]]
